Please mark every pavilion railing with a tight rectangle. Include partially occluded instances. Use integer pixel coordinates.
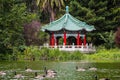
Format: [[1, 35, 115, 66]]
[[41, 43, 96, 53]]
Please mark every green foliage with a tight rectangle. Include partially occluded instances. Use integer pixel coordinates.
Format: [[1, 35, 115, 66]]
[[38, 31, 49, 45], [58, 38, 63, 45], [0, 0, 120, 59], [23, 46, 40, 60], [84, 47, 120, 61], [21, 46, 85, 61], [0, 0, 37, 54], [99, 31, 115, 49], [37, 0, 65, 21], [1, 45, 120, 61], [68, 0, 120, 47]]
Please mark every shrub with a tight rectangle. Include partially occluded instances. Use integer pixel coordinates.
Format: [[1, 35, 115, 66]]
[[99, 31, 115, 49]]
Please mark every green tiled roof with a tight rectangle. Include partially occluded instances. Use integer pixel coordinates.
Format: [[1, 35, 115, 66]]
[[42, 7, 95, 32]]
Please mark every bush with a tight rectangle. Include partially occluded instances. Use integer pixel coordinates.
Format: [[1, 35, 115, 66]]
[[1, 45, 120, 61], [84, 47, 120, 61]]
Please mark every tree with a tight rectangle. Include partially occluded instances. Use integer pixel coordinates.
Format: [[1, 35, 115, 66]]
[[36, 0, 65, 21], [0, 0, 37, 54], [24, 20, 41, 46], [115, 27, 120, 47], [68, 0, 120, 46], [99, 31, 115, 49], [24, 0, 38, 13]]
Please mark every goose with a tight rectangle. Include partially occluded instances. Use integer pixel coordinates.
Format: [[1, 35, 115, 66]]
[[44, 67, 57, 78], [14, 71, 24, 79], [25, 66, 33, 72], [47, 69, 57, 75], [88, 67, 97, 71], [45, 72, 55, 78], [94, 75, 110, 80], [44, 67, 57, 74], [0, 71, 6, 76], [76, 66, 86, 71], [34, 72, 45, 80]]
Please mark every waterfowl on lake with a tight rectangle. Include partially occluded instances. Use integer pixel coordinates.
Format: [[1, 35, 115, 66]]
[[14, 71, 24, 79], [47, 70, 57, 78], [34, 72, 45, 80], [44, 67, 57, 74], [44, 67, 57, 78], [88, 67, 97, 71], [25, 66, 33, 72], [0, 71, 6, 76], [45, 72, 55, 78], [47, 69, 57, 74], [76, 66, 86, 71]]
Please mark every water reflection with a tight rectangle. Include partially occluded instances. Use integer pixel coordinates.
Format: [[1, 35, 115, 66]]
[[0, 61, 120, 80]]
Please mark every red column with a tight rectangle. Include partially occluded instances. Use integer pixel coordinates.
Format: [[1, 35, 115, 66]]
[[51, 32, 55, 46], [64, 31, 66, 45], [77, 32, 80, 45], [83, 35, 86, 46]]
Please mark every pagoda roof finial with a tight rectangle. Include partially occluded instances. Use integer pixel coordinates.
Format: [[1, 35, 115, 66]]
[[66, 6, 69, 13], [41, 6, 95, 32]]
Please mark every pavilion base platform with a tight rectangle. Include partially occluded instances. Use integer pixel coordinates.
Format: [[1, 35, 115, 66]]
[[42, 44, 96, 53]]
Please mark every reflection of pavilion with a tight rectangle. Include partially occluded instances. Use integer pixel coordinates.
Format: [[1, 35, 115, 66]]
[[42, 6, 96, 53]]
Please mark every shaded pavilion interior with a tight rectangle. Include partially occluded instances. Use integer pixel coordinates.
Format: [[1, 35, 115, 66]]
[[42, 6, 95, 48]]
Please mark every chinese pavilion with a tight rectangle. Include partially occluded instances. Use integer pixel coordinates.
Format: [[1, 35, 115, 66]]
[[42, 6, 95, 52]]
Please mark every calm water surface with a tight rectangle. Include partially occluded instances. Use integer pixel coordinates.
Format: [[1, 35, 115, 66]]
[[0, 61, 120, 80]]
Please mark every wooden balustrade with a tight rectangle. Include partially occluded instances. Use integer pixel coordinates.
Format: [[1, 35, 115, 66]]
[[41, 43, 96, 53]]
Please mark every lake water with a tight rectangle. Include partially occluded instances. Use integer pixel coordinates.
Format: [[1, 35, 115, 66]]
[[0, 61, 120, 80]]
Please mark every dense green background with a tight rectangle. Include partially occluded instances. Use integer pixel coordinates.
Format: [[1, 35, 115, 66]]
[[0, 0, 120, 59]]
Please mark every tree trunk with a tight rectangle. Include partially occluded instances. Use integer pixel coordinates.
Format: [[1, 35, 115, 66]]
[[50, 9, 55, 22]]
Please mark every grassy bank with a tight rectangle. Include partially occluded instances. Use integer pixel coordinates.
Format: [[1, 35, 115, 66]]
[[0, 46, 120, 61], [84, 48, 120, 62]]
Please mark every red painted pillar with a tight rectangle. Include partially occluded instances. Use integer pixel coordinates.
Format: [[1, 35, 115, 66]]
[[64, 31, 66, 45], [83, 35, 86, 46], [77, 32, 80, 45], [51, 32, 55, 46]]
